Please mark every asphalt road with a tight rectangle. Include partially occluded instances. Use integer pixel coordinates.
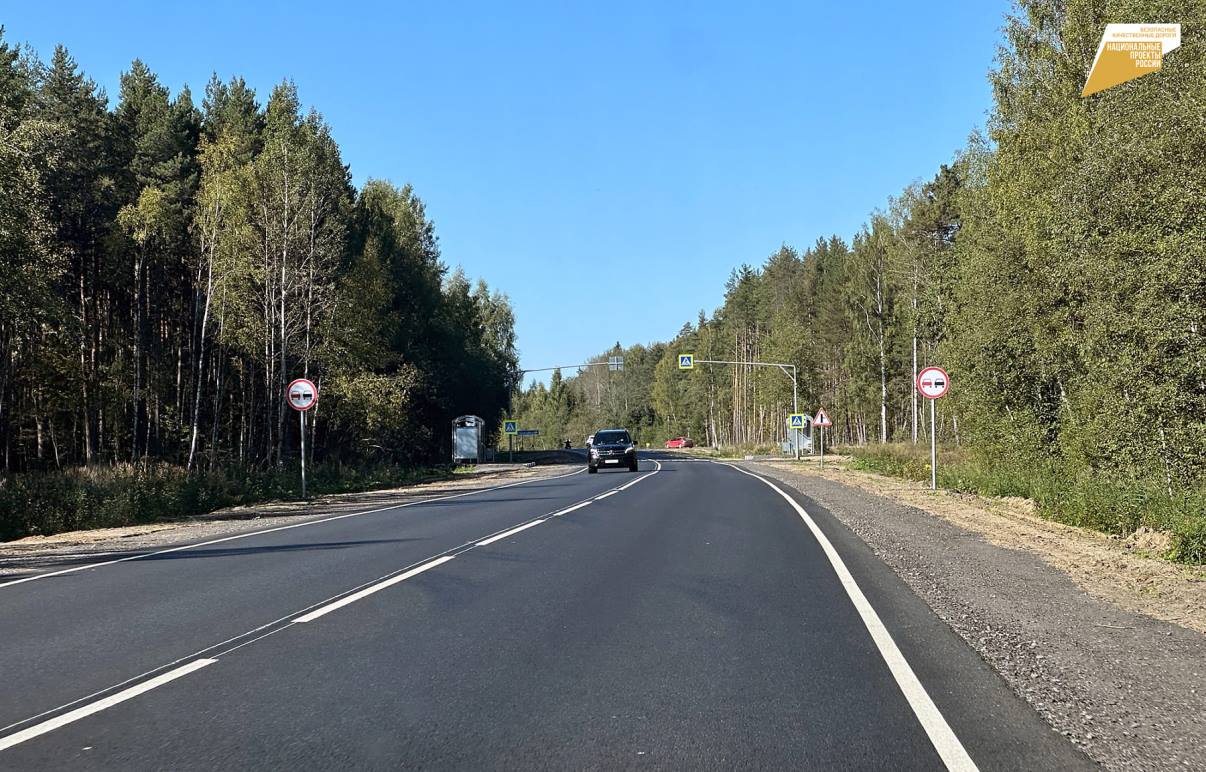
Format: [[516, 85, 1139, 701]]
[[0, 453, 1092, 770]]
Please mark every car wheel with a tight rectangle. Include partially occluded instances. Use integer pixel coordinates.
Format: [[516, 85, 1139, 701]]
[[629, 462, 638, 472], [588, 465, 597, 474]]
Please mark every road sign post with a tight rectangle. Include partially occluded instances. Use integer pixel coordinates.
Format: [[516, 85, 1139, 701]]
[[787, 413, 808, 459], [813, 408, 832, 468], [286, 378, 318, 498], [504, 419, 518, 462], [915, 366, 950, 490]]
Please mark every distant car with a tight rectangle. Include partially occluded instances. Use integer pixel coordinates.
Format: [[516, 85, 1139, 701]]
[[664, 437, 694, 449], [588, 428, 637, 473]]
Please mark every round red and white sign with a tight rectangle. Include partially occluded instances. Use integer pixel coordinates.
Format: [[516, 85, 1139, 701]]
[[916, 367, 949, 399], [286, 378, 318, 411]]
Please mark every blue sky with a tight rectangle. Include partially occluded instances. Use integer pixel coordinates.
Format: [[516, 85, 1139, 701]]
[[5, 1, 1009, 382]]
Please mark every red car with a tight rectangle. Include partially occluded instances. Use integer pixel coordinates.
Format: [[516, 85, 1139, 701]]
[[664, 437, 694, 449]]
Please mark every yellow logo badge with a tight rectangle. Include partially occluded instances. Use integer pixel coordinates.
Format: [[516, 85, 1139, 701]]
[[1082, 24, 1180, 97]]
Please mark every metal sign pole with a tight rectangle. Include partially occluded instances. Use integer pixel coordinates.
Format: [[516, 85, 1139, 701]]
[[285, 377, 317, 499], [819, 426, 824, 469], [791, 367, 800, 460], [930, 397, 937, 490], [300, 409, 307, 499], [916, 366, 948, 491]]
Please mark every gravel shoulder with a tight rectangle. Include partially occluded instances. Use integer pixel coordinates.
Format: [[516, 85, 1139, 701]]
[[0, 461, 577, 583], [744, 457, 1206, 772]]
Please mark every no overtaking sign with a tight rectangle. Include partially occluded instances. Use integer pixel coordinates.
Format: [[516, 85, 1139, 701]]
[[916, 367, 949, 399], [915, 366, 949, 491], [287, 378, 318, 411], [286, 377, 318, 499]]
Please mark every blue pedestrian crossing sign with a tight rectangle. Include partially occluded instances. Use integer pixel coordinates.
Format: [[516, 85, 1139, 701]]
[[678, 353, 695, 370], [787, 413, 807, 429], [503, 420, 518, 435]]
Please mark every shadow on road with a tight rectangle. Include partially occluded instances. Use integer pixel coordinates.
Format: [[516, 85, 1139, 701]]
[[0, 538, 423, 580]]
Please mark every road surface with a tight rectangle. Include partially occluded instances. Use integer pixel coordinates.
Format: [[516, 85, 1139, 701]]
[[0, 453, 1090, 770]]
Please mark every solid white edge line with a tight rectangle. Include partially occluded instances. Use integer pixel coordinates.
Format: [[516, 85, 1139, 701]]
[[717, 462, 979, 772], [475, 519, 547, 546], [0, 467, 586, 589], [0, 659, 217, 752], [594, 490, 617, 500], [293, 555, 456, 623]]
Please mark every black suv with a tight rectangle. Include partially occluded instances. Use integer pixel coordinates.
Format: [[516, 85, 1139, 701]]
[[588, 429, 638, 473]]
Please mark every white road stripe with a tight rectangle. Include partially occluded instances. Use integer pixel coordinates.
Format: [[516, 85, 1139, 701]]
[[0, 467, 586, 590], [292, 555, 456, 623], [594, 490, 617, 500], [617, 460, 662, 490], [0, 659, 217, 752], [551, 501, 592, 517], [475, 519, 547, 546], [718, 462, 979, 772]]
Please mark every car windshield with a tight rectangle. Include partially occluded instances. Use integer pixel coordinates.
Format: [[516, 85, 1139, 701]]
[[593, 431, 630, 445]]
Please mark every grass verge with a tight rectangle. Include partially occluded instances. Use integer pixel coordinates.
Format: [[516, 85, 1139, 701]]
[[842, 443, 1206, 565], [0, 461, 452, 542]]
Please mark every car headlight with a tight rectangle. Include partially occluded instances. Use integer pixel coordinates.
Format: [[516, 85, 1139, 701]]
[[590, 448, 599, 458], [625, 446, 635, 453]]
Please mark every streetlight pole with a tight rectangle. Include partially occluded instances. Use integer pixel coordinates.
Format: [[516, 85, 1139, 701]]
[[693, 360, 801, 459], [519, 361, 624, 376]]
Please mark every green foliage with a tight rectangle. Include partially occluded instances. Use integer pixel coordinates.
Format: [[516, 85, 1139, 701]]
[[950, 0, 1206, 493], [0, 32, 518, 482], [0, 461, 453, 541]]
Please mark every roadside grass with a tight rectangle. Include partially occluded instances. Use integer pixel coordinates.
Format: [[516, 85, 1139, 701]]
[[841, 443, 1206, 565], [0, 461, 452, 542]]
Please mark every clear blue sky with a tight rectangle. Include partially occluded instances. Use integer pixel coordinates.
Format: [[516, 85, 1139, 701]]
[[6, 1, 1009, 382]]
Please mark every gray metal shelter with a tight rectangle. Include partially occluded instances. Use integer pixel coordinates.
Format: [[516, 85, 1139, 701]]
[[452, 415, 485, 463]]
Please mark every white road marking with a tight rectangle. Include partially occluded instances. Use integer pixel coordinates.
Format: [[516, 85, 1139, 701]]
[[0, 467, 586, 590], [718, 462, 978, 772], [475, 519, 547, 546], [551, 501, 592, 517], [594, 490, 617, 500], [617, 460, 662, 490], [293, 555, 456, 623], [0, 659, 217, 752]]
